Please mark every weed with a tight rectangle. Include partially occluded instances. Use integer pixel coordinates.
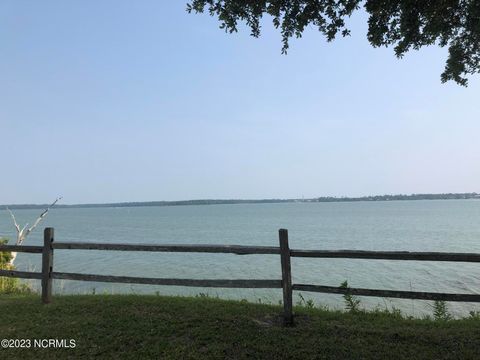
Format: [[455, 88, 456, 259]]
[[432, 300, 452, 321], [340, 280, 361, 313]]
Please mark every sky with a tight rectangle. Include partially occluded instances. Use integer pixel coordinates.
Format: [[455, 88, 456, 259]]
[[1, 1, 479, 204]]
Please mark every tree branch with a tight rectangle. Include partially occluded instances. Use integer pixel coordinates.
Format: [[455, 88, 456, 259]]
[[6, 207, 20, 235], [24, 197, 62, 240]]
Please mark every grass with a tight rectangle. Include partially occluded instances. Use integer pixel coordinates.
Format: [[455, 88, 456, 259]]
[[1, 294, 480, 359]]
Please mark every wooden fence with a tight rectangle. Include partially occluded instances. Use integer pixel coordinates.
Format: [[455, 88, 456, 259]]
[[1, 227, 480, 325]]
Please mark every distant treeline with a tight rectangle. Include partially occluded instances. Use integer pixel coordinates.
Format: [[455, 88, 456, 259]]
[[2, 193, 479, 210], [310, 193, 480, 202], [2, 199, 293, 210]]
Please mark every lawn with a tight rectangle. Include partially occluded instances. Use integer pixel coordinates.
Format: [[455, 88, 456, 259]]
[[0, 294, 479, 359]]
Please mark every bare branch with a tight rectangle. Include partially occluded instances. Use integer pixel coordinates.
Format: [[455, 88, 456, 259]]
[[6, 207, 20, 234], [24, 197, 62, 240], [5, 197, 62, 261]]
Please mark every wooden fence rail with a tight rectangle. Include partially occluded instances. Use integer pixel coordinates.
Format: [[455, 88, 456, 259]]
[[1, 227, 480, 326], [53, 242, 280, 255]]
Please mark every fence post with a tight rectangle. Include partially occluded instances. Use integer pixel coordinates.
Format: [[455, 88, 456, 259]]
[[42, 227, 54, 304], [279, 228, 293, 325]]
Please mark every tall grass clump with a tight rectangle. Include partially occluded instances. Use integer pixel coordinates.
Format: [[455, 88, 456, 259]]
[[297, 293, 315, 309], [469, 311, 480, 320]]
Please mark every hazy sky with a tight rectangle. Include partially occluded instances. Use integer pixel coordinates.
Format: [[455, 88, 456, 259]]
[[1, 1, 479, 204]]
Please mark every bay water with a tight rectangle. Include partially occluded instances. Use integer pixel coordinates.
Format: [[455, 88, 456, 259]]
[[1, 200, 479, 317]]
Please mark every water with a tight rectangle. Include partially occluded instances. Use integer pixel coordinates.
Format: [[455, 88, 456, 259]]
[[1, 200, 480, 317]]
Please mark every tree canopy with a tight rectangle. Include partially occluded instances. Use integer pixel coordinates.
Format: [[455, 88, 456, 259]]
[[187, 1, 480, 86]]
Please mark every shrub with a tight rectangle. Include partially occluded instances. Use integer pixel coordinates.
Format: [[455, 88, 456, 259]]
[[0, 237, 32, 294]]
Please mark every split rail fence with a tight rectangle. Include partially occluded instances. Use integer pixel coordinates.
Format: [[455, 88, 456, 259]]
[[1, 227, 480, 325]]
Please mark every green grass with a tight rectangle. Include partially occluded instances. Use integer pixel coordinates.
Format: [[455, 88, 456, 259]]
[[1, 294, 480, 359]]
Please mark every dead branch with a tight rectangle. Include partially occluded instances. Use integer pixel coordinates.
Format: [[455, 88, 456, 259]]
[[5, 197, 62, 265]]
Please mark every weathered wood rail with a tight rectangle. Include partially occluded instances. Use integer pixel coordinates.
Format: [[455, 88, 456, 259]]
[[1, 227, 480, 325]]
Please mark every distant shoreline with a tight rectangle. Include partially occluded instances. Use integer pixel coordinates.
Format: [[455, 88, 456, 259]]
[[2, 193, 479, 210]]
